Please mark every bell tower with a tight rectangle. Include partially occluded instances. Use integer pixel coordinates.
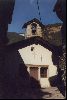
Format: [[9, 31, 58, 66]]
[[22, 18, 44, 39]]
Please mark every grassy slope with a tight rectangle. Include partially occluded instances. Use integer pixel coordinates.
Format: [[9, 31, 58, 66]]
[[7, 32, 25, 45]]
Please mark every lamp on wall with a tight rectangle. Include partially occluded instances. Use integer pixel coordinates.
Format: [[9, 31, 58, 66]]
[[31, 46, 36, 59]]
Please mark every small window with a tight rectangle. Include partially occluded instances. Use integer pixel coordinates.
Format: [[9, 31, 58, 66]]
[[40, 67, 48, 78], [32, 23, 37, 35], [31, 47, 34, 51]]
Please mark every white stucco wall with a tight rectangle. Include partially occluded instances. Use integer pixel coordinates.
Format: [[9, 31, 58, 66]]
[[18, 44, 57, 88], [40, 78, 50, 88]]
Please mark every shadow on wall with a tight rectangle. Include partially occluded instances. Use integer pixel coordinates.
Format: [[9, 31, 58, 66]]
[[49, 52, 59, 87], [49, 75, 58, 87], [30, 77, 52, 99], [30, 76, 41, 88], [52, 51, 60, 66], [0, 48, 52, 99]]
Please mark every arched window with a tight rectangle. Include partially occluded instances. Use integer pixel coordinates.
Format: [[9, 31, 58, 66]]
[[31, 23, 37, 35]]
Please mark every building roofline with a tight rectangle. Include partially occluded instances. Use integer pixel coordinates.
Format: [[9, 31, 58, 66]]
[[22, 18, 45, 28], [6, 36, 62, 56]]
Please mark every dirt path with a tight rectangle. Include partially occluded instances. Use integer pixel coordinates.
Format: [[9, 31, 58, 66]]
[[32, 87, 65, 99]]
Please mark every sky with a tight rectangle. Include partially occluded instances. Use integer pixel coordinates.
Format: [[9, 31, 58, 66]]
[[8, 0, 62, 33]]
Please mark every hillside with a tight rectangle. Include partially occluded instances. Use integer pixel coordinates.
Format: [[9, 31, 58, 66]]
[[7, 23, 62, 46], [43, 23, 62, 46], [7, 32, 25, 45]]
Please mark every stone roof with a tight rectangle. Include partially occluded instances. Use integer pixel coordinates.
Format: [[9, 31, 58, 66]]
[[6, 36, 62, 56], [22, 18, 45, 28]]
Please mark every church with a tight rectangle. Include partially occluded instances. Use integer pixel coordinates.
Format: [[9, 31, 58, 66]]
[[18, 18, 60, 88]]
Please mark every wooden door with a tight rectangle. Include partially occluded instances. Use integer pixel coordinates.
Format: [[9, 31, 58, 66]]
[[30, 67, 38, 80]]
